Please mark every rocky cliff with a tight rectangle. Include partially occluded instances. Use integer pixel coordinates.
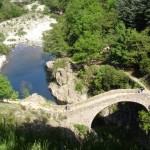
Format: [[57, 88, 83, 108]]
[[46, 58, 87, 104]]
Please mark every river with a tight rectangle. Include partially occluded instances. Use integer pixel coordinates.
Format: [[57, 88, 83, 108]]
[[1, 44, 55, 101]]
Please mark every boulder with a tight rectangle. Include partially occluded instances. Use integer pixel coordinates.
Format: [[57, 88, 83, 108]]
[[46, 61, 54, 69], [21, 93, 47, 108]]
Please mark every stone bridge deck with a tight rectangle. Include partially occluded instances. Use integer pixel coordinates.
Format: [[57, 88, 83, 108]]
[[61, 89, 150, 129]]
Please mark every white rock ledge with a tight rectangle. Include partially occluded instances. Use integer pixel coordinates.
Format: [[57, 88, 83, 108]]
[[0, 55, 7, 70]]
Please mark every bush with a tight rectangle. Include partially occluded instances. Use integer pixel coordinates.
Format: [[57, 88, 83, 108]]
[[75, 81, 84, 93], [0, 44, 9, 55], [15, 28, 26, 37], [42, 6, 49, 15], [22, 88, 30, 98], [52, 58, 68, 72], [0, 33, 5, 42], [0, 1, 28, 22], [31, 4, 38, 11], [73, 124, 88, 135]]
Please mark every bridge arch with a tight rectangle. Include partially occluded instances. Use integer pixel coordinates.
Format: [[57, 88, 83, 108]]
[[91, 101, 148, 128], [87, 93, 150, 129]]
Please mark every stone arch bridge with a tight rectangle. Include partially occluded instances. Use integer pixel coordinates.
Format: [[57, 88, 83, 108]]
[[59, 89, 150, 129]]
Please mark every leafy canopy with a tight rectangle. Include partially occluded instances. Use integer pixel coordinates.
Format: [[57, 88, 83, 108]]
[[0, 74, 18, 101]]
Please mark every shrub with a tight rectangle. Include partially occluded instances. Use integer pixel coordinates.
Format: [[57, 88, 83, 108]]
[[52, 58, 68, 72], [22, 88, 30, 98], [15, 28, 26, 37], [31, 4, 38, 11], [75, 81, 84, 93], [0, 33, 5, 42], [42, 6, 49, 15], [0, 44, 9, 55], [73, 124, 88, 135]]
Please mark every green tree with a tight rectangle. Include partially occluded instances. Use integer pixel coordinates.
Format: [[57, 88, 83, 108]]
[[139, 110, 150, 133], [116, 0, 149, 31], [39, 0, 70, 13], [107, 22, 150, 72], [0, 74, 18, 101], [89, 65, 131, 95], [0, 0, 28, 22], [43, 21, 69, 57]]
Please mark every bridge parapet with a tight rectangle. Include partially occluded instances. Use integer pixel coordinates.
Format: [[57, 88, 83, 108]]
[[72, 89, 139, 109]]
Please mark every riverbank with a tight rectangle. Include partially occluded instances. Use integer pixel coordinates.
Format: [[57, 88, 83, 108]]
[[0, 13, 56, 46], [0, 2, 57, 70]]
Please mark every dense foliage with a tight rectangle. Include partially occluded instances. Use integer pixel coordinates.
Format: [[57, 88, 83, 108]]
[[0, 0, 28, 22], [43, 0, 150, 79], [0, 74, 18, 101], [117, 0, 150, 31], [38, 0, 69, 13], [88, 65, 139, 95], [139, 111, 150, 133]]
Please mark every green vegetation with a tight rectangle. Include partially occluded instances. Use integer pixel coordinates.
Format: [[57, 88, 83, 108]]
[[89, 65, 139, 95], [73, 124, 88, 135], [43, 0, 150, 83], [0, 74, 18, 101], [0, 44, 9, 55], [75, 81, 84, 93], [52, 58, 68, 72], [31, 4, 38, 11], [0, 33, 5, 42], [0, 33, 9, 55], [78, 65, 139, 95], [0, 0, 28, 22], [22, 88, 30, 98], [15, 28, 27, 37], [139, 111, 150, 133]]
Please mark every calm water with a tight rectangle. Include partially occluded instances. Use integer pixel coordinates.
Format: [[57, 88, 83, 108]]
[[1, 44, 55, 101]]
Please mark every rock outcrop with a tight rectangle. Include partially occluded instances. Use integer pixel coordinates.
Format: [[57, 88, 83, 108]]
[[47, 59, 87, 104], [0, 55, 7, 70], [46, 61, 54, 69], [21, 93, 47, 109]]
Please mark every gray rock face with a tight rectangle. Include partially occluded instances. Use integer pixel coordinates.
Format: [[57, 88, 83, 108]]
[[55, 68, 67, 86], [48, 59, 87, 104]]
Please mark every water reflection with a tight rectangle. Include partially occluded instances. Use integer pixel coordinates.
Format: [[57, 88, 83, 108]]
[[1, 44, 55, 101]]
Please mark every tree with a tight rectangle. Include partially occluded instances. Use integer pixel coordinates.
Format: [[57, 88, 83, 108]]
[[43, 20, 69, 57], [139, 110, 150, 133], [38, 0, 70, 13], [0, 74, 18, 101], [106, 22, 150, 73], [89, 65, 132, 95], [116, 0, 149, 31]]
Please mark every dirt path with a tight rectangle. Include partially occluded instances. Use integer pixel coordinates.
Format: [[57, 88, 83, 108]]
[[125, 72, 149, 91]]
